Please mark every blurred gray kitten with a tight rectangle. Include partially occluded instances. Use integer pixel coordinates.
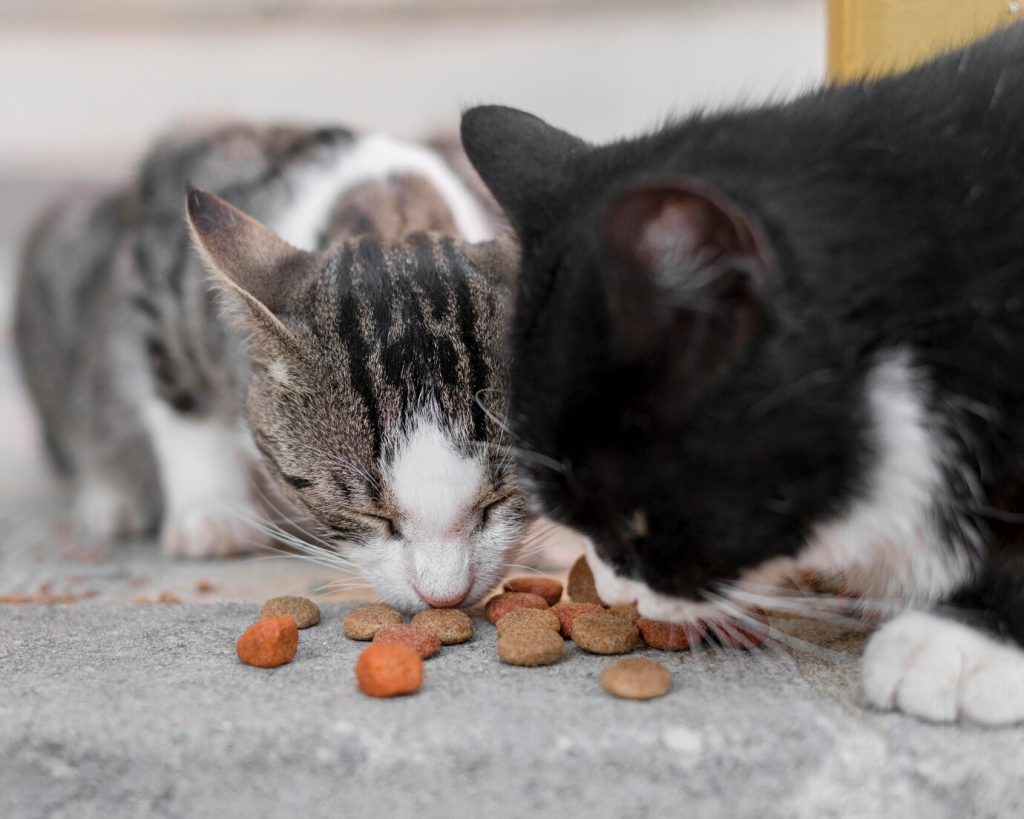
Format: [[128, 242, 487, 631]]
[[16, 120, 527, 610]]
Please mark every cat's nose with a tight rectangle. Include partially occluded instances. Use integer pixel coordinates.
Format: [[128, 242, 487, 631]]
[[416, 588, 469, 608]]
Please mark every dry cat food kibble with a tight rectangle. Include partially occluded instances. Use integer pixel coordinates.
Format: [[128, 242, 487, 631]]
[[260, 596, 320, 629], [600, 657, 672, 700], [571, 611, 640, 655], [355, 643, 424, 697], [372, 624, 442, 659], [637, 618, 706, 651], [497, 628, 564, 667], [567, 555, 602, 604], [495, 607, 561, 638], [503, 576, 564, 606], [484, 592, 549, 624], [550, 602, 604, 638], [343, 604, 404, 640], [411, 608, 474, 645], [607, 604, 640, 625], [236, 616, 299, 668]]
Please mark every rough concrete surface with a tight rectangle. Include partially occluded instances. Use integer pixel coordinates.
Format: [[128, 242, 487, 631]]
[[2, 604, 1024, 819]]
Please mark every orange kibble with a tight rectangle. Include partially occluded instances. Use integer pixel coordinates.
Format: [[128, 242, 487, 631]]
[[550, 602, 604, 638], [236, 616, 299, 668], [503, 576, 564, 606], [355, 643, 424, 697], [372, 624, 441, 659], [637, 618, 706, 651], [484, 592, 549, 624]]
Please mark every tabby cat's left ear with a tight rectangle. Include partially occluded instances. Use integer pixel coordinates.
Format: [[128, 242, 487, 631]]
[[186, 187, 315, 323]]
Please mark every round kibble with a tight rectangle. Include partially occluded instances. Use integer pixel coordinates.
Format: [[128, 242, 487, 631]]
[[260, 595, 321, 629], [411, 609, 474, 645], [343, 604, 403, 640], [607, 603, 640, 625], [355, 643, 423, 697], [236, 616, 299, 668], [372, 624, 441, 659], [637, 618, 706, 651], [567, 555, 602, 604], [484, 592, 549, 624], [503, 576, 564, 606], [497, 628, 564, 667], [495, 607, 561, 638], [600, 657, 672, 700], [550, 602, 604, 638], [571, 611, 639, 655]]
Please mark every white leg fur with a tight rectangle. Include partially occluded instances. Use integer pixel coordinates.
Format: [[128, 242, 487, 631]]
[[143, 401, 267, 558], [72, 477, 145, 544], [863, 611, 1024, 725]]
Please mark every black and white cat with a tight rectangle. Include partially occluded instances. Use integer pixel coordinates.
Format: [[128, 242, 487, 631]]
[[462, 23, 1024, 723], [17, 121, 527, 610]]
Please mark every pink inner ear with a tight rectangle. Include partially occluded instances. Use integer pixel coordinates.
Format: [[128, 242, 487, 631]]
[[634, 198, 719, 276]]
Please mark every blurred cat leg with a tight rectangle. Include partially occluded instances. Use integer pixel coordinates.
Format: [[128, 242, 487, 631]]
[[143, 399, 269, 558]]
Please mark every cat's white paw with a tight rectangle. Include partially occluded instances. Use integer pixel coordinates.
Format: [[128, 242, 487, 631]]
[[862, 610, 1024, 725], [73, 481, 146, 544], [161, 503, 269, 559]]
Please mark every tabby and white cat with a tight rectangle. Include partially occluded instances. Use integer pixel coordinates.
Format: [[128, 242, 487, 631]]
[[16, 121, 527, 610], [462, 23, 1024, 723]]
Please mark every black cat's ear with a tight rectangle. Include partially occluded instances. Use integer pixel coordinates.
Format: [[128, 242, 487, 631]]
[[602, 180, 769, 400], [461, 106, 586, 241]]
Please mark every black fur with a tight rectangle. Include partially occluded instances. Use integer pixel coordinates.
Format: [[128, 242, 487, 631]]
[[463, 23, 1024, 634]]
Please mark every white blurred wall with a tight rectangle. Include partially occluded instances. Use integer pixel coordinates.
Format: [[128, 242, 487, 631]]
[[0, 0, 826, 175]]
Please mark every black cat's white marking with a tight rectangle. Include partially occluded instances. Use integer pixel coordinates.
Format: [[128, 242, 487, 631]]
[[461, 22, 1024, 723]]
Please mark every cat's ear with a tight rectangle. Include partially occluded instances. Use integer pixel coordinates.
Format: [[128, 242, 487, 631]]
[[602, 180, 769, 401], [186, 187, 314, 320], [461, 106, 586, 241]]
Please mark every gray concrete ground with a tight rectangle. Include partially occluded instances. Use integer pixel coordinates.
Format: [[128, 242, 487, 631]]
[[3, 604, 1024, 819]]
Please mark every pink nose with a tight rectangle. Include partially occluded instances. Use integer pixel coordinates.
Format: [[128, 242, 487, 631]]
[[417, 588, 469, 608]]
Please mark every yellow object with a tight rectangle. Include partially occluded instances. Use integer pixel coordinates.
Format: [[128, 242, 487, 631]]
[[828, 0, 1024, 81]]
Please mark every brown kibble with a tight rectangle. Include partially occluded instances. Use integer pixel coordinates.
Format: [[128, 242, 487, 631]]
[[260, 595, 320, 629], [157, 591, 181, 604], [236, 616, 299, 668], [410, 609, 474, 645], [607, 603, 640, 625], [195, 579, 216, 594], [373, 624, 441, 659], [637, 618, 706, 651], [495, 607, 561, 638], [600, 657, 672, 700], [343, 604, 403, 640], [550, 602, 604, 638], [355, 643, 423, 697], [571, 611, 639, 655], [503, 576, 563, 606], [497, 628, 564, 667], [567, 555, 602, 604], [484, 592, 549, 624]]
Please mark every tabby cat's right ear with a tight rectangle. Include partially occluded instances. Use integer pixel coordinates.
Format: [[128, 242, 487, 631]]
[[186, 188, 314, 346], [461, 106, 586, 242]]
